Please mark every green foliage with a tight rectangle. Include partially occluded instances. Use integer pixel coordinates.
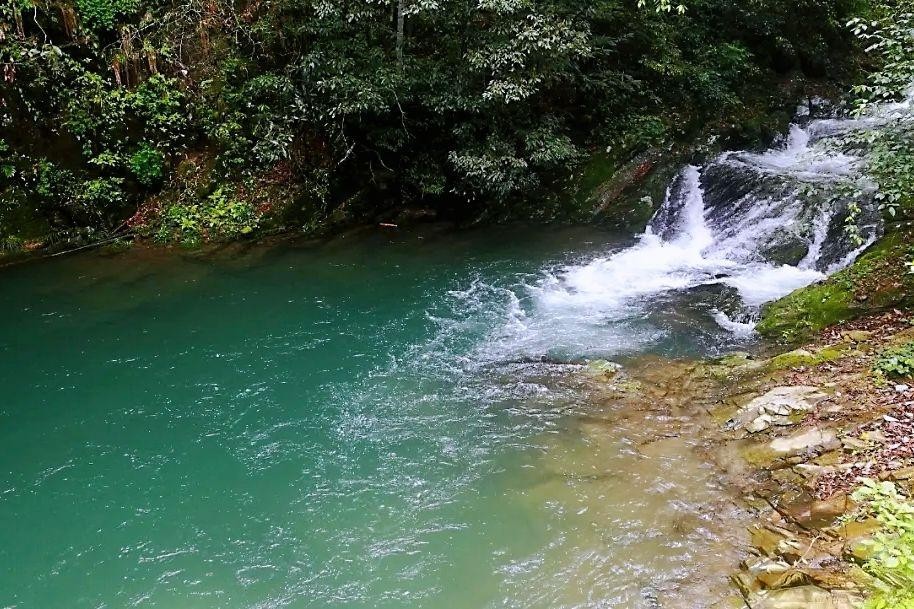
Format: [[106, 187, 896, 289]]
[[848, 4, 914, 113], [129, 144, 165, 186], [75, 0, 141, 30], [873, 341, 914, 379], [851, 479, 914, 609], [841, 3, 914, 223], [865, 126, 914, 219], [639, 0, 688, 14], [77, 177, 125, 212], [0, 235, 24, 253], [129, 75, 190, 149], [157, 187, 261, 244], [620, 115, 669, 152], [0, 0, 868, 243]]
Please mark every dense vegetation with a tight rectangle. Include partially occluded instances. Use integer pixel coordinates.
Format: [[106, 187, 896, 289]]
[[0, 0, 866, 247], [852, 479, 914, 609]]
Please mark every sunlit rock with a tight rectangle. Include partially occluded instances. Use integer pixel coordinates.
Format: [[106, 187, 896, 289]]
[[770, 428, 839, 457], [748, 585, 860, 609], [732, 386, 829, 432]]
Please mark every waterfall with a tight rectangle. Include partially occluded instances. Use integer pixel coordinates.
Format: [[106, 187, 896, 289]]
[[461, 91, 914, 362]]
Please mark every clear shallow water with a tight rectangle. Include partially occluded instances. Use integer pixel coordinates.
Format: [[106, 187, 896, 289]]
[[0, 228, 746, 609]]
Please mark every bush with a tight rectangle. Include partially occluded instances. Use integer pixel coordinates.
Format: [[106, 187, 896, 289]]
[[75, 0, 141, 30], [851, 479, 914, 609], [156, 187, 261, 244], [129, 144, 165, 186]]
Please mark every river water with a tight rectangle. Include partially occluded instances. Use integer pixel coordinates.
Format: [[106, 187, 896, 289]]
[[1, 94, 907, 609]]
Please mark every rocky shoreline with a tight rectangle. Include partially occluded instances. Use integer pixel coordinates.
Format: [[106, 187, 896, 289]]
[[585, 311, 914, 609], [716, 312, 914, 608]]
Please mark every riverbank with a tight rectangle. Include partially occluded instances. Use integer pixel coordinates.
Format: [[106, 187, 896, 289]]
[[588, 311, 914, 608]]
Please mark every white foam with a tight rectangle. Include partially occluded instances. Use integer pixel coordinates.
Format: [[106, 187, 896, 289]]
[[721, 265, 825, 307], [713, 311, 756, 337], [444, 90, 909, 357]]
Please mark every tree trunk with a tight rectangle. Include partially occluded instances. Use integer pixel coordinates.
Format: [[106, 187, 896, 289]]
[[396, 0, 405, 67]]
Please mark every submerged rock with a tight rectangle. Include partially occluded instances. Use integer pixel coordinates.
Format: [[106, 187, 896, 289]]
[[583, 359, 622, 379]]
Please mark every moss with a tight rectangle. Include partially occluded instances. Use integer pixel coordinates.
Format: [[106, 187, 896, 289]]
[[757, 228, 914, 343], [575, 152, 620, 198], [564, 147, 684, 231], [740, 442, 781, 468], [766, 345, 847, 370], [714, 352, 755, 367]]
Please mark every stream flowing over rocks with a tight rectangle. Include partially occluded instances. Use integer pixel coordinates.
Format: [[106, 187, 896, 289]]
[[479, 92, 914, 364]]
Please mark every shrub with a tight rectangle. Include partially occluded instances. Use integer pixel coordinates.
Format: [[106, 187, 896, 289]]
[[156, 187, 260, 244], [129, 144, 165, 186], [851, 479, 914, 609], [75, 0, 141, 30]]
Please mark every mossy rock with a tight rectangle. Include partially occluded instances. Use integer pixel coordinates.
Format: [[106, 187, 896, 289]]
[[741, 442, 782, 468], [715, 352, 755, 367], [765, 346, 846, 370], [573, 148, 685, 233], [583, 359, 622, 379], [757, 228, 914, 344], [704, 351, 765, 380]]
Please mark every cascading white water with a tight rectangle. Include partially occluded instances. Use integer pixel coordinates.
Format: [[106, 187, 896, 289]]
[[461, 90, 914, 362]]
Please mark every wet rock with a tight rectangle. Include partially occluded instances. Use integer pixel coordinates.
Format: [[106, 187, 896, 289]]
[[793, 463, 836, 478], [891, 465, 914, 480], [748, 415, 776, 433], [813, 450, 844, 466], [680, 282, 747, 319], [715, 352, 754, 367], [583, 359, 622, 379], [784, 493, 855, 529], [732, 386, 829, 432], [770, 428, 839, 457], [748, 585, 859, 609], [744, 555, 809, 589], [750, 525, 789, 557], [829, 518, 879, 542], [761, 230, 811, 267], [802, 567, 868, 591], [708, 360, 765, 381]]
